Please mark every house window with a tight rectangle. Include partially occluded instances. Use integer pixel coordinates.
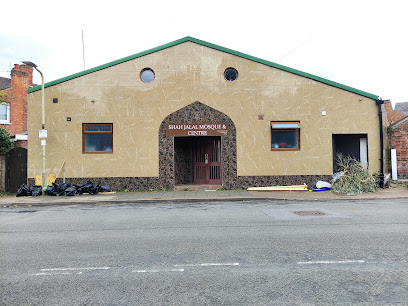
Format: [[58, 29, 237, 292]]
[[140, 68, 155, 83], [0, 102, 10, 124], [83, 123, 113, 153], [271, 122, 300, 150], [224, 68, 238, 81]]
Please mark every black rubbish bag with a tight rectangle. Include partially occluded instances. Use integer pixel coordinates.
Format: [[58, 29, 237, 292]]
[[29, 181, 111, 196], [84, 181, 99, 194], [30, 185, 43, 197], [99, 185, 111, 193], [74, 184, 85, 195], [51, 183, 71, 196], [59, 183, 70, 191], [63, 186, 77, 196], [53, 183, 69, 192], [45, 185, 57, 196], [16, 184, 31, 197]]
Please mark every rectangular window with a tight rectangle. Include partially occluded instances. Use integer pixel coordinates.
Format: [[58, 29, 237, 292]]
[[271, 121, 300, 150], [82, 123, 113, 153], [0, 102, 10, 124]]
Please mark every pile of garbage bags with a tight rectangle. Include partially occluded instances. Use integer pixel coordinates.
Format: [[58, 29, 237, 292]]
[[15, 185, 43, 197], [16, 181, 111, 197]]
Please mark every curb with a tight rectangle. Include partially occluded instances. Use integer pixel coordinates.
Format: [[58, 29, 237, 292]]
[[0, 197, 282, 207], [1, 194, 408, 207]]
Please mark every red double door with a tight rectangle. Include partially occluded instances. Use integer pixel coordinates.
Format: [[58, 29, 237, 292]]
[[193, 137, 222, 185]]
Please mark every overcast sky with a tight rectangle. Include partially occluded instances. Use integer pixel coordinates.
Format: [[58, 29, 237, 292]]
[[1, 0, 407, 104]]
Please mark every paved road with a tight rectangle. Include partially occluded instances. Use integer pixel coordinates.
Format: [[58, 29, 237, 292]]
[[1, 199, 407, 305]]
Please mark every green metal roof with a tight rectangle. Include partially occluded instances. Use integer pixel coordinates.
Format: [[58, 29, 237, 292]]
[[27, 36, 379, 100]]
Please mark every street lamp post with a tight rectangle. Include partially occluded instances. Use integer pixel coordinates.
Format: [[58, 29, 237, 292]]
[[22, 61, 46, 192]]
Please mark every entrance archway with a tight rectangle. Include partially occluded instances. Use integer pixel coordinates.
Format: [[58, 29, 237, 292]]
[[159, 101, 237, 189]]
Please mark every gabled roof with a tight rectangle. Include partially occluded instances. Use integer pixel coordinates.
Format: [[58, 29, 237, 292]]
[[390, 114, 408, 128], [394, 102, 408, 116], [27, 36, 379, 100], [0, 76, 11, 91]]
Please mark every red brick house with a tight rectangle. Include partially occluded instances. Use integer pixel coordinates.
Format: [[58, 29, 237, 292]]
[[0, 64, 33, 192], [384, 100, 408, 179]]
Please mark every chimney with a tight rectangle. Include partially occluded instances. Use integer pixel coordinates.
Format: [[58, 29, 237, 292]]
[[6, 64, 34, 136], [11, 64, 34, 88]]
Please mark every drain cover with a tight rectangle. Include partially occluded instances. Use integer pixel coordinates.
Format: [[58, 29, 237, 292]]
[[292, 210, 327, 216]]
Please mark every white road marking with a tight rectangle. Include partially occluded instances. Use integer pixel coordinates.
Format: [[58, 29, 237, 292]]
[[134, 269, 160, 273], [132, 268, 185, 273], [35, 271, 84, 276], [297, 260, 366, 265], [174, 262, 240, 267], [41, 267, 110, 271], [35, 263, 239, 277]]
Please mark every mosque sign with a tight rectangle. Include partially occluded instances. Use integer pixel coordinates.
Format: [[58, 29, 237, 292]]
[[166, 124, 229, 136]]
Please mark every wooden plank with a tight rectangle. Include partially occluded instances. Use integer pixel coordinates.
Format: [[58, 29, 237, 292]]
[[82, 191, 116, 195], [55, 161, 66, 180], [35, 174, 56, 186], [247, 184, 308, 191]]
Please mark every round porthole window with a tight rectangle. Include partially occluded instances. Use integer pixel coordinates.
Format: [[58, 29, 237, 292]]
[[224, 67, 238, 82], [140, 68, 155, 83]]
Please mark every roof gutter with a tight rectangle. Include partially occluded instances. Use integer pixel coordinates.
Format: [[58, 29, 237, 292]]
[[376, 99, 385, 188]]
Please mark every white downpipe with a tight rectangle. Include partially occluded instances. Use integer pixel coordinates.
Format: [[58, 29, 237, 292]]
[[391, 149, 398, 180]]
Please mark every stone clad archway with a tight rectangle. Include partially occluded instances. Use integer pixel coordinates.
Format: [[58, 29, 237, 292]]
[[159, 101, 237, 189]]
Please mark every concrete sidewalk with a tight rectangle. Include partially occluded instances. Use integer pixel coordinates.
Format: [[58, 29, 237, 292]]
[[1, 185, 408, 206]]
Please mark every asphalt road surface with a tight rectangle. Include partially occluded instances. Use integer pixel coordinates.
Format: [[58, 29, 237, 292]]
[[1, 199, 407, 305]]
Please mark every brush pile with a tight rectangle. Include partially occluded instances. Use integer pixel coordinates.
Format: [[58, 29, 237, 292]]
[[332, 154, 378, 195]]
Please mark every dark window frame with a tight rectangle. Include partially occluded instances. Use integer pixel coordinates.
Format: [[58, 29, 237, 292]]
[[271, 121, 301, 151], [82, 123, 113, 154]]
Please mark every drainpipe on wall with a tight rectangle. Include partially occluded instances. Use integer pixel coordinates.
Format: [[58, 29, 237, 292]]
[[376, 99, 385, 188]]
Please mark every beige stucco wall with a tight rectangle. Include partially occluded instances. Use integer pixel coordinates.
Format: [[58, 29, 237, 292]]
[[27, 42, 380, 179]]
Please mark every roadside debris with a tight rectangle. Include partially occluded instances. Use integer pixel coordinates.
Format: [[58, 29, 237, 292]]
[[312, 180, 332, 192], [16, 185, 43, 197], [316, 180, 332, 189], [16, 181, 112, 197], [311, 187, 331, 192], [331, 154, 378, 195], [247, 184, 308, 191], [332, 171, 344, 184]]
